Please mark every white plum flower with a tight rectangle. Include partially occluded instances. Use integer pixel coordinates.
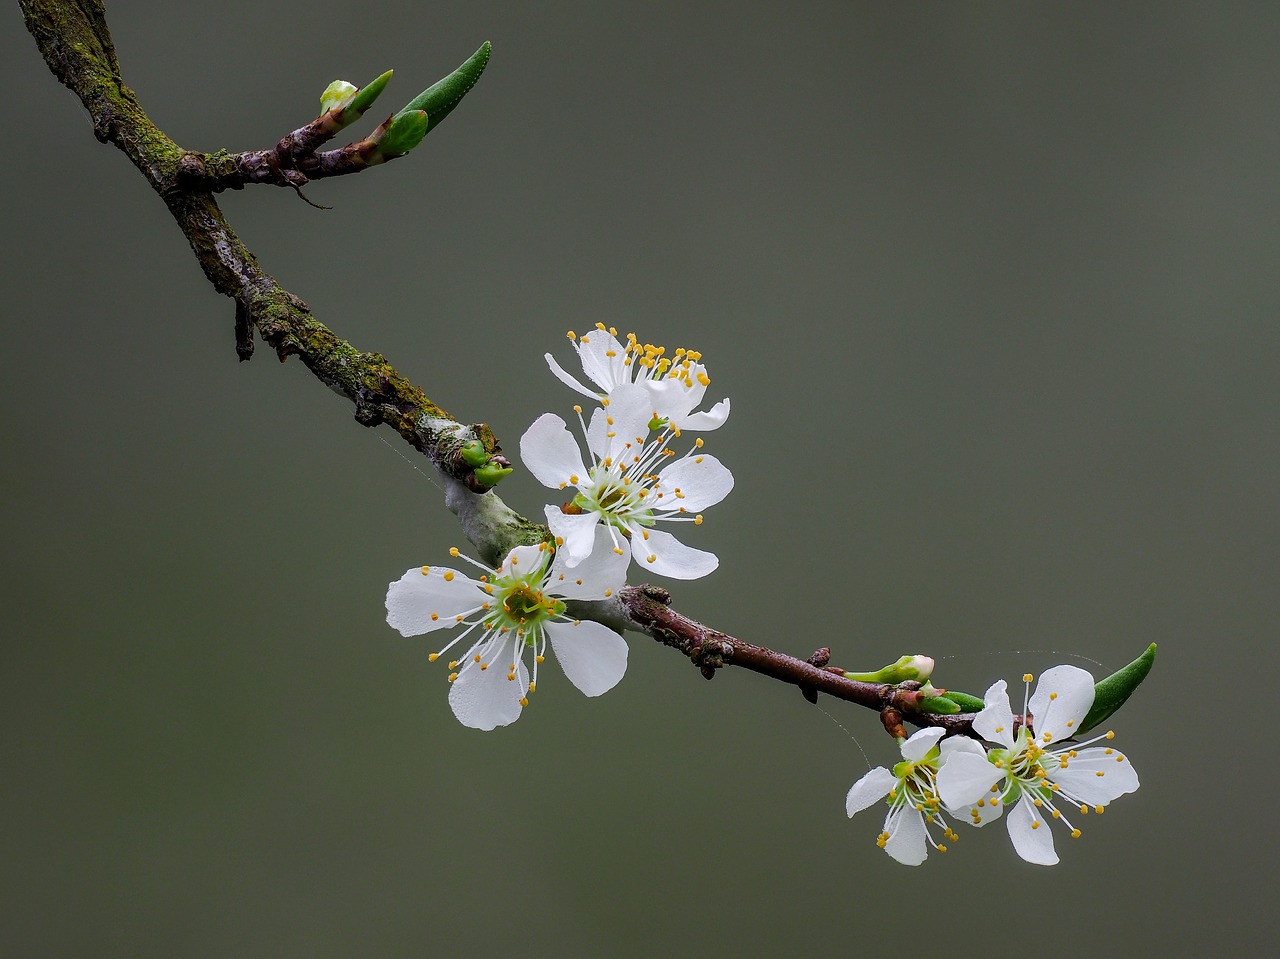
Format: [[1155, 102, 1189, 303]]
[[520, 382, 733, 579], [845, 726, 989, 866], [545, 323, 730, 431], [936, 665, 1140, 865], [385, 527, 630, 731]]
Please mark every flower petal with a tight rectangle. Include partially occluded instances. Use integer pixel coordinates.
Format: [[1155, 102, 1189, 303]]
[[385, 566, 487, 637], [937, 751, 1006, 808], [600, 384, 655, 459], [1049, 748, 1139, 805], [973, 680, 1016, 748], [678, 398, 731, 432], [545, 619, 629, 697], [939, 735, 987, 761], [1007, 794, 1059, 865], [899, 726, 946, 762], [448, 644, 528, 731], [631, 526, 718, 579], [884, 805, 929, 866], [1028, 665, 1096, 744], [575, 329, 628, 393], [521, 413, 588, 491], [846, 767, 897, 816], [544, 352, 599, 400], [546, 506, 608, 568], [498, 543, 552, 579], [548, 525, 629, 599], [652, 453, 734, 513]]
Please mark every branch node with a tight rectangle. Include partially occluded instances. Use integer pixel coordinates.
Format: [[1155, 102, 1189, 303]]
[[880, 708, 906, 740]]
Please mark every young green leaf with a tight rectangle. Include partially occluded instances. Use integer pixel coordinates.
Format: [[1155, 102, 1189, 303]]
[[1077, 643, 1157, 735]]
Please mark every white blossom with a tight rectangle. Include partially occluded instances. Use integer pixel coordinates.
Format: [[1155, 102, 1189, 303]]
[[545, 324, 730, 431], [845, 727, 988, 866], [520, 382, 733, 579], [385, 527, 630, 730], [937, 665, 1140, 865]]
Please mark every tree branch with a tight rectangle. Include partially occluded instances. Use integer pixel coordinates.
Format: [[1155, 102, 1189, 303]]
[[21, 0, 978, 738]]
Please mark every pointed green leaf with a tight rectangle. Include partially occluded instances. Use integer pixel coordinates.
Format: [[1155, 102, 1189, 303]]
[[917, 695, 961, 715], [394, 41, 491, 134], [348, 69, 394, 118], [473, 461, 513, 488], [939, 690, 987, 713], [1078, 644, 1157, 735]]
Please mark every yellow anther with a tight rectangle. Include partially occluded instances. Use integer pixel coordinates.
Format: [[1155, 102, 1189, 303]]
[[1106, 730, 1115, 739], [1094, 805, 1104, 814], [567, 331, 577, 340], [430, 613, 439, 621], [480, 663, 488, 671], [604, 589, 613, 597], [535, 656, 545, 664], [1023, 673, 1034, 683], [1031, 821, 1040, 830], [646, 554, 657, 563], [573, 405, 583, 414], [449, 547, 460, 557], [695, 456, 704, 464], [1071, 828, 1082, 838], [455, 615, 464, 622], [609, 326, 617, 336], [1096, 771, 1106, 777], [443, 571, 455, 582], [694, 438, 704, 448], [613, 547, 624, 555], [529, 682, 537, 692], [1051, 809, 1061, 819], [448, 660, 459, 669], [1049, 692, 1058, 700], [595, 322, 606, 331], [448, 672, 459, 682], [606, 350, 616, 357], [428, 653, 440, 662], [696, 372, 709, 387], [938, 845, 947, 853], [519, 697, 529, 707], [420, 566, 431, 575], [569, 474, 579, 484]]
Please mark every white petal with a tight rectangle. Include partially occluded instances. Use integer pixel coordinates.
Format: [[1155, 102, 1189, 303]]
[[939, 735, 987, 761], [575, 329, 628, 392], [544, 352, 599, 400], [679, 397, 731, 432], [548, 525, 629, 599], [546, 619, 629, 697], [497, 543, 552, 579], [900, 726, 946, 762], [1049, 748, 1139, 805], [448, 645, 528, 731], [652, 453, 734, 513], [631, 526, 717, 579], [600, 384, 655, 459], [937, 752, 1006, 808], [545, 506, 605, 567], [845, 767, 897, 816], [644, 377, 700, 423], [884, 806, 929, 866], [1007, 795, 1059, 865], [520, 413, 588, 490], [385, 566, 487, 637], [1028, 665, 1096, 743], [973, 680, 1016, 747]]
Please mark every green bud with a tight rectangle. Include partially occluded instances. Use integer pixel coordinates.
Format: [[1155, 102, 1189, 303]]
[[458, 440, 490, 468], [377, 110, 429, 157], [939, 690, 987, 713], [916, 696, 961, 715], [843, 654, 935, 684], [473, 461, 513, 488], [394, 41, 491, 134], [320, 80, 358, 114], [1078, 643, 1157, 736], [347, 69, 394, 118]]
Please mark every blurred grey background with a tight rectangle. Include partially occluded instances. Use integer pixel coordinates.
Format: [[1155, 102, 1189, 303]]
[[5, 1, 1276, 955]]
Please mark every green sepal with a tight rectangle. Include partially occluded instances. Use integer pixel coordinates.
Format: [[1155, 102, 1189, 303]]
[[473, 462, 513, 488], [939, 690, 987, 713], [378, 110, 429, 157], [394, 41, 491, 133], [346, 69, 394, 119], [648, 415, 668, 432], [1077, 644, 1157, 736], [917, 696, 961, 715], [458, 440, 490, 468]]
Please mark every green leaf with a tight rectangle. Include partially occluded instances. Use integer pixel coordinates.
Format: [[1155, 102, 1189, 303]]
[[917, 696, 961, 715], [347, 69, 394, 119], [1078, 643, 1157, 735], [394, 41, 491, 133], [939, 690, 987, 713], [473, 461, 513, 488], [378, 110, 429, 157]]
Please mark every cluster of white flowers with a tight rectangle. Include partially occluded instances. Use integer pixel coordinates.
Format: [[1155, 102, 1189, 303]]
[[386, 325, 733, 730], [847, 665, 1139, 865]]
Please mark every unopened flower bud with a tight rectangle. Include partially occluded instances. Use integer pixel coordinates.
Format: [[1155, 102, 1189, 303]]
[[320, 80, 359, 114]]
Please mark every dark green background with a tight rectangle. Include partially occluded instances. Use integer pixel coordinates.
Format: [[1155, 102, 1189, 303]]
[[5, 2, 1275, 955]]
